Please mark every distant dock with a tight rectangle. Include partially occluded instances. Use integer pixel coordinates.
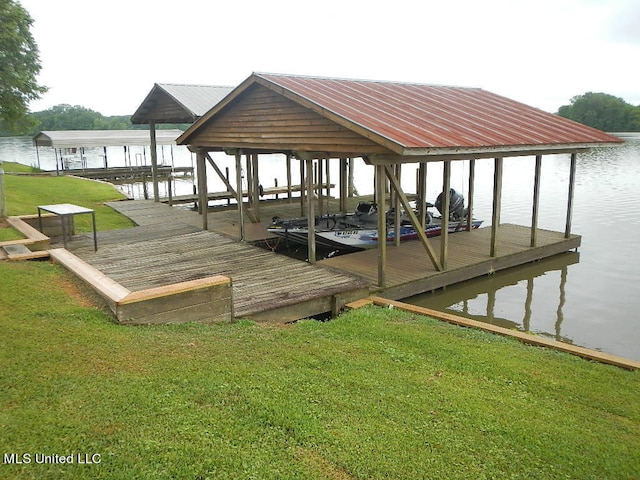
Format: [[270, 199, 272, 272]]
[[63, 165, 193, 182]]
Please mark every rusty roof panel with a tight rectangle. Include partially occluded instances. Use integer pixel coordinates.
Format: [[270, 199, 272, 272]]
[[255, 73, 621, 151]]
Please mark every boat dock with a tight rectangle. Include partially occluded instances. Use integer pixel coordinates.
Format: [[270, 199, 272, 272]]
[[58, 198, 579, 323]]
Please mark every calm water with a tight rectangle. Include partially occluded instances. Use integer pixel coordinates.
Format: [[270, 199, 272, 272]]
[[2, 135, 639, 361]]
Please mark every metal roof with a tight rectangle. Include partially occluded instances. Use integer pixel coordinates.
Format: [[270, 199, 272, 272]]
[[254, 73, 622, 154], [33, 130, 184, 148], [130, 83, 234, 124], [180, 73, 621, 158]]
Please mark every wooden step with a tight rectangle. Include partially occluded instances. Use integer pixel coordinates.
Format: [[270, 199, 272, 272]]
[[1, 243, 50, 261]]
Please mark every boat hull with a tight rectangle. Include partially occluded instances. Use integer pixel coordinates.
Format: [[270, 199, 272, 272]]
[[268, 220, 483, 252]]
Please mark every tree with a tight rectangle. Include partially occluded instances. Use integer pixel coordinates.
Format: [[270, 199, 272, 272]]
[[1, 0, 47, 217], [557, 92, 640, 132], [0, 0, 47, 133]]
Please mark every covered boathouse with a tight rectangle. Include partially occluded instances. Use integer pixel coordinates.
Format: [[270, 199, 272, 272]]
[[177, 72, 621, 297], [130, 83, 234, 201]]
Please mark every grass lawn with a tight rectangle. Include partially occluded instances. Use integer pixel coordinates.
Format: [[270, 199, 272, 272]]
[[1, 161, 639, 478], [1, 162, 134, 231], [1, 260, 639, 479]]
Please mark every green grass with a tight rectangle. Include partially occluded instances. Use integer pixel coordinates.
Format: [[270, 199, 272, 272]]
[[1, 161, 639, 478], [0, 224, 24, 241], [2, 162, 134, 231], [1, 261, 639, 479]]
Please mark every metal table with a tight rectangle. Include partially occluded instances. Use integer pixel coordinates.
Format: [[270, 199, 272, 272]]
[[37, 203, 97, 251]]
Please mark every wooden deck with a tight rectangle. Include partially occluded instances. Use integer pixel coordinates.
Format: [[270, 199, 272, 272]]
[[62, 198, 580, 323], [319, 224, 580, 299], [68, 201, 368, 322]]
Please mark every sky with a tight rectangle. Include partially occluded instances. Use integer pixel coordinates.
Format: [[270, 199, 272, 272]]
[[19, 0, 640, 116]]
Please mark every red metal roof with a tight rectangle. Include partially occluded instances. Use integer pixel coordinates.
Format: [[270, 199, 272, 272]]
[[254, 73, 621, 153]]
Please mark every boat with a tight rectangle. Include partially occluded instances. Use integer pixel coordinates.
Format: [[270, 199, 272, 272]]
[[267, 189, 483, 253]]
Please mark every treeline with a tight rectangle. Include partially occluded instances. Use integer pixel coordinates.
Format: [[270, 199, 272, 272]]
[[556, 92, 640, 132], [0, 104, 190, 137]]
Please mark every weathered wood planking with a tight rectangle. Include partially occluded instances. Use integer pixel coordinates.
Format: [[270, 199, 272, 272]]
[[70, 223, 367, 320], [189, 83, 390, 154], [319, 224, 580, 299], [67, 199, 582, 322]]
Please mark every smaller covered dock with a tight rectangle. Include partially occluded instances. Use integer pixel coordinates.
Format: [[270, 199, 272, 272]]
[[32, 129, 185, 174], [130, 83, 234, 201]]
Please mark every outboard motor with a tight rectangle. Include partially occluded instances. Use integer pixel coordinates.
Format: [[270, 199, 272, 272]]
[[435, 189, 466, 221], [355, 202, 376, 216]]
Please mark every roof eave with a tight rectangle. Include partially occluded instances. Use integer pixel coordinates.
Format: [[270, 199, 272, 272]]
[[369, 142, 620, 164]]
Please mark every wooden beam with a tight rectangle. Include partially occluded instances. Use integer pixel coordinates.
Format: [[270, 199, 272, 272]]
[[348, 158, 355, 197], [205, 153, 237, 197], [286, 153, 292, 201], [339, 158, 348, 213], [317, 159, 324, 216], [384, 165, 443, 271], [565, 153, 577, 238], [531, 155, 542, 246], [393, 164, 401, 247], [306, 158, 316, 263], [466, 159, 475, 231], [235, 152, 245, 241], [300, 159, 305, 216], [196, 151, 208, 230], [417, 162, 427, 229], [490, 157, 504, 257], [369, 146, 592, 164], [441, 161, 451, 269], [376, 164, 387, 287], [251, 153, 260, 223], [149, 121, 160, 202]]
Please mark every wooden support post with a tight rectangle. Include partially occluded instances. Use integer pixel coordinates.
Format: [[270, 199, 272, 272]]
[[417, 162, 427, 229], [339, 158, 348, 213], [325, 157, 331, 200], [245, 154, 253, 202], [466, 159, 475, 231], [441, 160, 451, 269], [196, 151, 208, 230], [490, 157, 504, 257], [251, 153, 260, 223], [565, 153, 577, 239], [348, 158, 354, 197], [306, 158, 316, 263], [286, 153, 292, 201], [317, 159, 324, 216], [376, 164, 387, 287], [149, 121, 160, 202], [235, 152, 245, 241], [393, 164, 401, 247], [531, 155, 542, 246], [300, 159, 305, 216]]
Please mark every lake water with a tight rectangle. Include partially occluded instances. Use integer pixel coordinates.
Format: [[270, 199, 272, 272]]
[[1, 135, 639, 361]]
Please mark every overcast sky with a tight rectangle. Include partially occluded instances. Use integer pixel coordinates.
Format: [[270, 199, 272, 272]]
[[20, 0, 640, 116]]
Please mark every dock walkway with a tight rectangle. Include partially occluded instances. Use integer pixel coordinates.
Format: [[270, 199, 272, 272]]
[[68, 200, 367, 321]]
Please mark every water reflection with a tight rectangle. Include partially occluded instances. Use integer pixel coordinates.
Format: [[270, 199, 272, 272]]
[[406, 252, 580, 345]]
